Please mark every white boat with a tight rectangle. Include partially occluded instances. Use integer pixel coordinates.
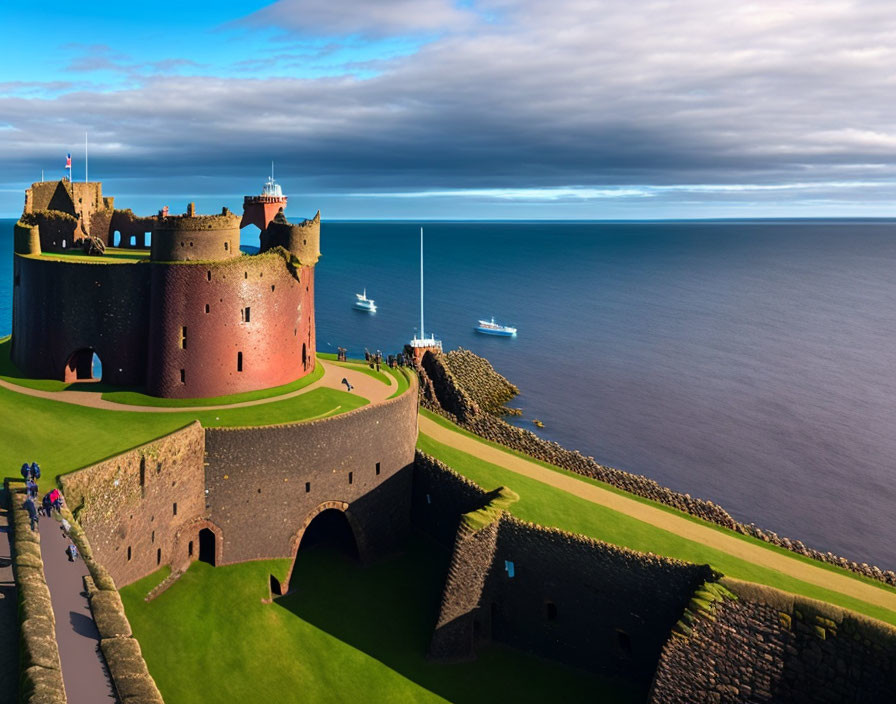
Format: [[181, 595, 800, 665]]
[[354, 289, 377, 313], [475, 317, 517, 336]]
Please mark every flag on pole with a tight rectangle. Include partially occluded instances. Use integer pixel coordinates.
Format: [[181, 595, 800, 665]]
[[65, 153, 71, 168]]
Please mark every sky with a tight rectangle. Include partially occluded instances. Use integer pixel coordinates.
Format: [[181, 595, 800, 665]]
[[2, 0, 896, 219]]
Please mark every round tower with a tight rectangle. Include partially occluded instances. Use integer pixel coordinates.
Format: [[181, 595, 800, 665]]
[[241, 176, 288, 233], [151, 203, 241, 262]]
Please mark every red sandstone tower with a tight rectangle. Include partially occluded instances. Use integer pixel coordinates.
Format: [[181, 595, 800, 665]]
[[240, 176, 288, 233]]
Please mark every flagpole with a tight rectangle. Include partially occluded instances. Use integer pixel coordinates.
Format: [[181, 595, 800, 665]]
[[85, 133, 88, 183]]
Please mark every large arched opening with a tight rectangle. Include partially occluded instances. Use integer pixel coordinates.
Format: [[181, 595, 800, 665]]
[[282, 503, 363, 595], [63, 348, 102, 383], [198, 528, 217, 566]]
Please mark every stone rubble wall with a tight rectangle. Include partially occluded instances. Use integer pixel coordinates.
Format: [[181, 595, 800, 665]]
[[417, 348, 896, 587], [649, 578, 896, 703], [443, 347, 521, 415]]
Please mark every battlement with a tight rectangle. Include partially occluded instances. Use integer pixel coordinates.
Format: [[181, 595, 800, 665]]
[[262, 210, 321, 265], [151, 204, 241, 261]]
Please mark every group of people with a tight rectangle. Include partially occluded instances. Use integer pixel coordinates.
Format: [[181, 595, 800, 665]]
[[20, 461, 64, 532]]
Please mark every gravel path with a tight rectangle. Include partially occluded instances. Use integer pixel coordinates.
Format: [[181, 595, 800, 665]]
[[419, 415, 896, 616], [40, 514, 117, 703], [0, 360, 394, 413]]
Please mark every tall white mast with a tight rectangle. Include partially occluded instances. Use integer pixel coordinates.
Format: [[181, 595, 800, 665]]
[[85, 132, 88, 183], [420, 227, 425, 340]]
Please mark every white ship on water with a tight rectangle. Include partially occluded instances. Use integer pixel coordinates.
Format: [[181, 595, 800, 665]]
[[475, 317, 517, 337], [354, 289, 377, 313]]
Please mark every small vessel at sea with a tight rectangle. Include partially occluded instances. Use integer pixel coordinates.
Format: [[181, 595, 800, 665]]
[[475, 317, 517, 336], [354, 289, 377, 313]]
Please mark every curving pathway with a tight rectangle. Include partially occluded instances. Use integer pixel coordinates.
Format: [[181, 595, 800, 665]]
[[419, 415, 896, 615], [0, 360, 395, 413]]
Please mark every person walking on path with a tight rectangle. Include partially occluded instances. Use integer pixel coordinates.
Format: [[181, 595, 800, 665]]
[[31, 462, 41, 480], [26, 478, 37, 498], [20, 463, 31, 481], [41, 493, 52, 519], [341, 377, 354, 392], [24, 496, 39, 531]]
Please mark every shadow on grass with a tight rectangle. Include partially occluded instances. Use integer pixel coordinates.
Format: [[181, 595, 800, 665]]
[[275, 534, 645, 704]]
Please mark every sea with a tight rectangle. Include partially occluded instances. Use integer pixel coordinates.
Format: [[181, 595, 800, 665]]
[[3, 218, 896, 570]]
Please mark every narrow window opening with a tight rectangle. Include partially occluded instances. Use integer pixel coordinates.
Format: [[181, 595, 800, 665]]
[[271, 284, 275, 292], [244, 271, 248, 279], [157, 548, 161, 565], [181, 326, 187, 349], [348, 472, 353, 485], [375, 462, 381, 476], [180, 369, 185, 384], [139, 456, 146, 497], [173, 502, 177, 516], [616, 629, 632, 656], [127, 546, 132, 561], [237, 351, 243, 372], [151, 530, 155, 544], [190, 241, 194, 247], [224, 241, 229, 251], [205, 304, 210, 314], [207, 270, 211, 281], [546, 602, 557, 620], [130, 235, 136, 246], [504, 560, 515, 578], [305, 482, 310, 493], [244, 307, 250, 322], [189, 540, 194, 557], [62, 239, 66, 248]]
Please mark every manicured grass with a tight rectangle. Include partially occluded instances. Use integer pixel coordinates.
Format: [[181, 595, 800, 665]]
[[420, 409, 896, 598], [101, 363, 324, 407], [120, 537, 641, 704], [386, 366, 411, 399], [0, 382, 365, 489], [37, 247, 150, 263], [417, 432, 896, 627]]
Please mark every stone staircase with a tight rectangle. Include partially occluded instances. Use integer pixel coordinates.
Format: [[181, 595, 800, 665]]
[[144, 568, 184, 602]]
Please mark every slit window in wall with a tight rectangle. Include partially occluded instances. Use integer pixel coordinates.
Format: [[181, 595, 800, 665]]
[[305, 482, 310, 493], [188, 540, 194, 557], [151, 530, 155, 544], [173, 502, 177, 516], [139, 456, 146, 497], [207, 270, 211, 281], [130, 235, 136, 246], [144, 232, 151, 247], [205, 304, 210, 314], [504, 560, 515, 578], [376, 462, 381, 476], [241, 307, 251, 323], [348, 472, 353, 485], [180, 369, 185, 384], [546, 601, 557, 621], [62, 239, 66, 248], [224, 241, 229, 251], [127, 546, 132, 561], [180, 326, 187, 349], [237, 351, 243, 372], [157, 548, 161, 565], [244, 271, 248, 279], [616, 629, 632, 656]]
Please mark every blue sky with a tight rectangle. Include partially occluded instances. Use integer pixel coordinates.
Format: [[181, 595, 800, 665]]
[[3, 1, 896, 219]]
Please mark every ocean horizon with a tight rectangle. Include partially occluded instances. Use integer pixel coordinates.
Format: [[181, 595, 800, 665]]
[[3, 217, 896, 571]]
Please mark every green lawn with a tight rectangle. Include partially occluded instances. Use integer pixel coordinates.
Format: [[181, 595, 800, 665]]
[[0, 381, 365, 489], [417, 432, 896, 627], [101, 363, 325, 407], [386, 366, 411, 399], [120, 536, 641, 704], [36, 247, 150, 263]]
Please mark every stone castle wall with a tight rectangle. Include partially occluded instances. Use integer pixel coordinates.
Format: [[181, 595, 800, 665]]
[[150, 211, 241, 262], [204, 387, 418, 573], [145, 249, 315, 398], [58, 423, 207, 588], [11, 253, 152, 386], [649, 578, 896, 703]]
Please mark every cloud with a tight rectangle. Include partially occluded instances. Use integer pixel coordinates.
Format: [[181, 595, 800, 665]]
[[4, 0, 896, 214], [239, 0, 478, 38]]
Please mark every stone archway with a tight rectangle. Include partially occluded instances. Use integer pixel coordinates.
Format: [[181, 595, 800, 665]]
[[64, 348, 101, 383], [172, 518, 224, 572], [281, 500, 368, 592]]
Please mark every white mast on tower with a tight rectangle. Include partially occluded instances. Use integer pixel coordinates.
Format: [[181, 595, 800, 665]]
[[420, 226, 425, 340], [85, 132, 88, 183]]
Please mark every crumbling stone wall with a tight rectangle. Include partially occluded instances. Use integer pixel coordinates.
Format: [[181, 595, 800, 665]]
[[421, 348, 896, 588], [649, 578, 896, 703], [412, 451, 490, 546], [150, 209, 240, 262], [58, 423, 206, 588], [203, 387, 418, 570]]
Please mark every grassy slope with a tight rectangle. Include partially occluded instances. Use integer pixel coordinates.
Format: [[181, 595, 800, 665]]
[[120, 538, 641, 704], [37, 247, 149, 263], [100, 363, 325, 407], [417, 432, 896, 626], [0, 382, 364, 488], [420, 409, 896, 597]]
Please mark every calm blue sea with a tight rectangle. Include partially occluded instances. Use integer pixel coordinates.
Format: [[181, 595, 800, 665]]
[[3, 218, 896, 569]]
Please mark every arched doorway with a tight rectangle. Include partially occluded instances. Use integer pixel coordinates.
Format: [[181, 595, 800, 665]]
[[198, 528, 216, 566], [64, 348, 101, 383], [284, 506, 360, 593]]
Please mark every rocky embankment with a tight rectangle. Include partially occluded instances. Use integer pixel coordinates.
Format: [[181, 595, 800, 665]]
[[415, 349, 896, 589]]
